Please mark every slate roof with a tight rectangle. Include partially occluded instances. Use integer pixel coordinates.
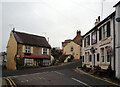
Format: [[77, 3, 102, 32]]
[[83, 11, 115, 37], [113, 1, 120, 7], [13, 31, 51, 48]]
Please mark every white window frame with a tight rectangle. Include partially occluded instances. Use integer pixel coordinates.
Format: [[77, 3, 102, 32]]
[[47, 49, 49, 55], [103, 24, 107, 38], [101, 48, 105, 63], [24, 58, 34, 66], [25, 46, 31, 53], [42, 48, 47, 55], [91, 31, 97, 44]]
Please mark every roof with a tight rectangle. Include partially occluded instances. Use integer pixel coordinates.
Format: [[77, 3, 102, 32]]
[[13, 31, 51, 48], [83, 11, 115, 38], [113, 1, 120, 7], [24, 55, 50, 59]]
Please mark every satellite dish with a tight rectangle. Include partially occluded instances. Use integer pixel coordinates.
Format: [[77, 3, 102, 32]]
[[116, 17, 120, 22]]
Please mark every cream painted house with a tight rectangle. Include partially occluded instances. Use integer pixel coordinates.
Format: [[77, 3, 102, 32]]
[[7, 29, 51, 70], [63, 31, 82, 59], [82, 12, 115, 70]]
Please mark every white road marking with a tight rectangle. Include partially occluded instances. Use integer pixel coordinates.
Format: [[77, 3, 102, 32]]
[[8, 71, 49, 78], [72, 78, 91, 87], [54, 71, 64, 75]]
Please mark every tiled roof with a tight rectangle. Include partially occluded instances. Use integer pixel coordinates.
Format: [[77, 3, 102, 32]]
[[13, 31, 51, 48]]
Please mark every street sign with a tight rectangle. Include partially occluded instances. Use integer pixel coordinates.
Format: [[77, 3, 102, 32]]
[[116, 17, 120, 22], [107, 46, 112, 53]]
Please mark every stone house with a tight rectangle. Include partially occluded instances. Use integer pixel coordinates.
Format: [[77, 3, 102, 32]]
[[7, 29, 51, 70]]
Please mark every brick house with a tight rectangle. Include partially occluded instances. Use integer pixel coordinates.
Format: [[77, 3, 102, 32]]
[[7, 29, 51, 70]]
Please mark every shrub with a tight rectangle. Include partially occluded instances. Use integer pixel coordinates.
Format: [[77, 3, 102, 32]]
[[95, 65, 101, 71], [83, 64, 86, 69]]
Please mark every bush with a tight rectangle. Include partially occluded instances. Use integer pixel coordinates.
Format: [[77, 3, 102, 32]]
[[83, 64, 86, 69], [95, 65, 101, 71], [14, 57, 24, 70]]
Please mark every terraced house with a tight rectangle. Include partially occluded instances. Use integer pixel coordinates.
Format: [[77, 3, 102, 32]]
[[82, 12, 116, 70], [7, 29, 51, 70]]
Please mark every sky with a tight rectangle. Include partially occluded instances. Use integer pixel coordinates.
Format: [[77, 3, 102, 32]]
[[0, 0, 119, 52]]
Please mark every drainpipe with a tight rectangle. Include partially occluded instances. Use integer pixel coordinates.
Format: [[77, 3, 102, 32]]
[[113, 15, 116, 76]]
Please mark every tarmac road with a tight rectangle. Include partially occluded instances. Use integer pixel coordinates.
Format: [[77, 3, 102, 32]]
[[2, 60, 120, 87]]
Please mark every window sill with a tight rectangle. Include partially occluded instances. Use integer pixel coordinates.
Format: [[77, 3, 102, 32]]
[[100, 63, 110, 66], [101, 37, 108, 41]]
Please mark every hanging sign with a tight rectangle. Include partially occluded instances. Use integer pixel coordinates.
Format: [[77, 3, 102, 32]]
[[107, 46, 112, 53]]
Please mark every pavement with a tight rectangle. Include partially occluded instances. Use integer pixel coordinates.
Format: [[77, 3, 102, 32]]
[[2, 60, 120, 87]]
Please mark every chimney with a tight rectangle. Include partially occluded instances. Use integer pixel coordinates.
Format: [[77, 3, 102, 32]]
[[77, 30, 81, 36], [95, 18, 100, 26], [12, 28, 15, 32], [98, 16, 100, 21]]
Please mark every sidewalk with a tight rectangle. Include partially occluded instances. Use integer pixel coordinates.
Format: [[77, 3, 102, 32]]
[[1, 78, 8, 87], [76, 67, 120, 86]]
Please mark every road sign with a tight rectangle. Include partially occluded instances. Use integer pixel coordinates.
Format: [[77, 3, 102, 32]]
[[107, 46, 112, 53]]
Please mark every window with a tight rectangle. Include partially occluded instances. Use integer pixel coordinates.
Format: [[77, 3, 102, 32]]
[[97, 53, 99, 62], [25, 46, 31, 53], [85, 53, 87, 62], [42, 48, 47, 55], [24, 58, 34, 66], [71, 46, 73, 51], [101, 48, 104, 62], [91, 30, 97, 44], [72, 53, 75, 56], [99, 27, 102, 41], [84, 38, 86, 47], [103, 24, 107, 38], [83, 56, 84, 62], [107, 51, 110, 62], [89, 55, 92, 62], [107, 21, 110, 37], [87, 35, 90, 46]]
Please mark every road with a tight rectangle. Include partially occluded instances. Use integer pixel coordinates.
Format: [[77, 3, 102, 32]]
[[3, 60, 120, 86]]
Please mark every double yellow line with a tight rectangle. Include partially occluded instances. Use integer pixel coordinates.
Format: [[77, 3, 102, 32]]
[[5, 77, 17, 87], [76, 67, 120, 87]]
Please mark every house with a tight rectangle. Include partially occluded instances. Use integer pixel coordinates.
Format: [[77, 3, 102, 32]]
[[114, 1, 120, 79], [62, 39, 72, 49], [63, 31, 82, 59], [82, 12, 115, 70], [7, 29, 51, 70]]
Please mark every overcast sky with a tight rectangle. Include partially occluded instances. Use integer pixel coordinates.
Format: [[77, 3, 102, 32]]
[[1, 0, 119, 52]]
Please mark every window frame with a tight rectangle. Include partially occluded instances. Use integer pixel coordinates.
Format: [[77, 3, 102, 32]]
[[101, 48, 105, 63], [91, 30, 97, 45], [25, 46, 31, 53]]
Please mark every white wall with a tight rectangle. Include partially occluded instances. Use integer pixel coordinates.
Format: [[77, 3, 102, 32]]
[[115, 3, 120, 79]]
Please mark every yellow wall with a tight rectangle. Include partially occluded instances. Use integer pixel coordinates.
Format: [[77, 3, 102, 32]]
[[18, 44, 51, 57], [63, 41, 81, 59], [7, 32, 17, 70]]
